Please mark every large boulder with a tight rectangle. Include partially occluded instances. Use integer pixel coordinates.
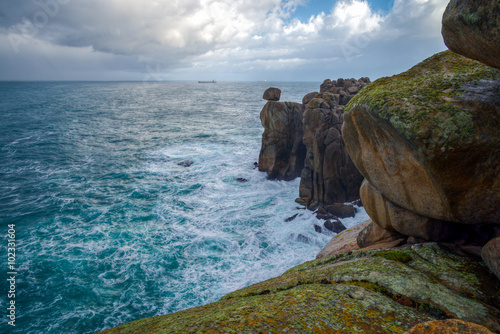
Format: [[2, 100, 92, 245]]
[[100, 243, 500, 333], [343, 51, 500, 225], [258, 101, 306, 180], [442, 0, 500, 69]]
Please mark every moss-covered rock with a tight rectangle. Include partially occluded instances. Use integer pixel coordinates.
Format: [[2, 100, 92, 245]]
[[342, 51, 500, 224], [99, 243, 500, 333]]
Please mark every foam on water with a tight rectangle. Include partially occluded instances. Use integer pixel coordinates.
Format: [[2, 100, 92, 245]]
[[0, 81, 368, 333]]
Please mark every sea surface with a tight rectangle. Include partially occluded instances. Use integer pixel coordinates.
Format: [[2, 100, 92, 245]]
[[0, 81, 368, 333]]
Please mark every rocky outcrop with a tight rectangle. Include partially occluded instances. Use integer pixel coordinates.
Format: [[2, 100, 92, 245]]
[[259, 79, 369, 208], [343, 51, 500, 279], [296, 78, 369, 209], [258, 88, 306, 180], [101, 242, 500, 333], [442, 0, 500, 69]]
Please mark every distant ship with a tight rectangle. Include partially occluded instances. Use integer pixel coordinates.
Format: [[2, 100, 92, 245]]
[[198, 80, 217, 83]]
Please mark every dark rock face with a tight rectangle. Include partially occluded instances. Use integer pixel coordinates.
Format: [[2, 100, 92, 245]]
[[258, 101, 306, 180], [442, 0, 500, 69], [296, 77, 369, 208]]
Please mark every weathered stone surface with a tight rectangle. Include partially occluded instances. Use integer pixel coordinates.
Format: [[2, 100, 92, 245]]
[[482, 237, 500, 281], [316, 220, 369, 258], [258, 101, 306, 180], [406, 319, 494, 334], [343, 51, 500, 224], [302, 91, 318, 105], [298, 86, 364, 208], [263, 87, 281, 101], [357, 219, 406, 249], [101, 243, 500, 333], [442, 0, 500, 69], [360, 180, 458, 241]]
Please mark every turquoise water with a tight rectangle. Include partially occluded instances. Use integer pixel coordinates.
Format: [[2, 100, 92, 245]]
[[0, 81, 368, 333]]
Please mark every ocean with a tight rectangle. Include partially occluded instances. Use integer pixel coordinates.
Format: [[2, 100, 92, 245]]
[[0, 81, 368, 333]]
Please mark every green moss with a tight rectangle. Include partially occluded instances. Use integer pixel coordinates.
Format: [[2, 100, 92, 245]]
[[345, 51, 500, 152], [374, 250, 412, 264]]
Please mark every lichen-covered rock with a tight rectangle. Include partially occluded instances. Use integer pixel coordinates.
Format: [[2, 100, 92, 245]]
[[406, 319, 494, 333], [100, 243, 500, 333], [442, 0, 500, 69], [343, 51, 500, 225], [482, 237, 500, 281], [263, 87, 281, 101], [258, 101, 306, 180]]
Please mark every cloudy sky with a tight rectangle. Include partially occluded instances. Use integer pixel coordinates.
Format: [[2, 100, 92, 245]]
[[0, 0, 449, 81]]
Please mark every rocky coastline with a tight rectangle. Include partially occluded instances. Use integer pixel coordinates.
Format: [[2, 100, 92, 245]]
[[101, 1, 499, 332]]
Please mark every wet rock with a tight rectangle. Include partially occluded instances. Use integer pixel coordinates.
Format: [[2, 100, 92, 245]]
[[177, 160, 194, 167], [236, 178, 248, 182], [262, 87, 281, 101], [284, 213, 298, 222], [325, 203, 355, 218], [314, 224, 322, 233], [442, 0, 500, 69], [324, 219, 346, 233]]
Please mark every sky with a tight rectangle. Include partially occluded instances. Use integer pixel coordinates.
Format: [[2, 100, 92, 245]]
[[0, 0, 450, 81]]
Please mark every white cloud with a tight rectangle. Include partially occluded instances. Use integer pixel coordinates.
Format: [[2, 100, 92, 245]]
[[0, 0, 450, 81]]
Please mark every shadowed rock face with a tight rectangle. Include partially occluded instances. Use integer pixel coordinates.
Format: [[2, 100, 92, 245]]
[[100, 242, 500, 334], [343, 51, 500, 225], [258, 101, 306, 180], [296, 78, 369, 209], [442, 0, 500, 69]]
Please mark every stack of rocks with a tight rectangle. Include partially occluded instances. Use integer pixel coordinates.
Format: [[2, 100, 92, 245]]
[[258, 88, 306, 181], [258, 78, 370, 215]]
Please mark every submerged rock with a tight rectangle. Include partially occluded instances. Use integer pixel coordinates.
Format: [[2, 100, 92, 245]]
[[100, 242, 500, 333], [177, 160, 194, 167], [442, 0, 500, 69]]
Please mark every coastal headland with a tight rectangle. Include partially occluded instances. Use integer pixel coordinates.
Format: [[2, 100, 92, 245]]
[[100, 0, 500, 332]]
